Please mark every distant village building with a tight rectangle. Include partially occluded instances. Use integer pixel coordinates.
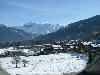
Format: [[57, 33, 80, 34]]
[[42, 44, 64, 54], [17, 46, 32, 49]]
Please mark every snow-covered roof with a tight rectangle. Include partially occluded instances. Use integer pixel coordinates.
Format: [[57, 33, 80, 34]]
[[54, 47, 63, 50], [0, 47, 20, 54], [83, 42, 93, 45], [34, 45, 42, 46], [22, 49, 30, 54], [43, 44, 51, 46], [52, 45, 62, 48], [7, 50, 19, 52], [65, 43, 73, 45], [91, 44, 99, 47], [19, 46, 31, 47], [98, 44, 100, 47], [70, 46, 74, 48], [0, 49, 6, 54]]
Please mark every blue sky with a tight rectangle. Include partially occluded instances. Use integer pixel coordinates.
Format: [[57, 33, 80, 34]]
[[0, 0, 100, 26]]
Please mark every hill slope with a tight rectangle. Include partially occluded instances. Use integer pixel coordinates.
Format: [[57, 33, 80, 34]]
[[37, 15, 100, 41], [0, 24, 32, 43]]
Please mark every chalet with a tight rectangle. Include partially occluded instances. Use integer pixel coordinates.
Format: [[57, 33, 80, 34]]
[[52, 45, 64, 53], [63, 43, 75, 50], [83, 41, 93, 45], [91, 44, 99, 47], [33, 45, 42, 55], [33, 45, 42, 51], [42, 44, 64, 54]]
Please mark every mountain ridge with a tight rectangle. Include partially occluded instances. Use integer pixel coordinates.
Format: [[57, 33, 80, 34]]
[[14, 22, 63, 35], [0, 24, 33, 43], [36, 15, 100, 41]]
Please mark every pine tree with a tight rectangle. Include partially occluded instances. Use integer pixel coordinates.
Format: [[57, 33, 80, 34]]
[[77, 42, 84, 53], [87, 44, 94, 64], [22, 59, 28, 67], [12, 56, 21, 68]]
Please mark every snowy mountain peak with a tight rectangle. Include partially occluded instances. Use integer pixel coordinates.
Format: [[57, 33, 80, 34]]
[[15, 22, 63, 35], [0, 24, 11, 28], [41, 22, 51, 24]]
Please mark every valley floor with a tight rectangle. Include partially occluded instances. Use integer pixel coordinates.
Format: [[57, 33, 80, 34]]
[[0, 52, 88, 75]]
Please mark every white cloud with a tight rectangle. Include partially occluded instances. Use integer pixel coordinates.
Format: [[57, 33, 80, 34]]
[[5, 0, 48, 14], [6, 0, 33, 9]]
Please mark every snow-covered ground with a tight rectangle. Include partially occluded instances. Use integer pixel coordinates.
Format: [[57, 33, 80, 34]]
[[0, 51, 88, 75]]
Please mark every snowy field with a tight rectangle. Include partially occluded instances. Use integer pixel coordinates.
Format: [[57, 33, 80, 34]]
[[0, 52, 88, 75]]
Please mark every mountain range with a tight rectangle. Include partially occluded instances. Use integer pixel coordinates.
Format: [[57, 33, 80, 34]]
[[37, 15, 100, 41], [0, 15, 100, 43], [15, 22, 63, 35]]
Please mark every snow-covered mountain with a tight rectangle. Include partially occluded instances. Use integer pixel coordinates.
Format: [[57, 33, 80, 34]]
[[15, 22, 63, 35]]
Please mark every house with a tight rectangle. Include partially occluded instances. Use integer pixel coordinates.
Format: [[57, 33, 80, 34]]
[[17, 46, 32, 49], [33, 45, 42, 51], [52, 45, 64, 53], [42, 44, 64, 54]]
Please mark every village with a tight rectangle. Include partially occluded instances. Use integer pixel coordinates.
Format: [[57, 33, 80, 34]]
[[0, 39, 100, 57], [0, 35, 100, 75]]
